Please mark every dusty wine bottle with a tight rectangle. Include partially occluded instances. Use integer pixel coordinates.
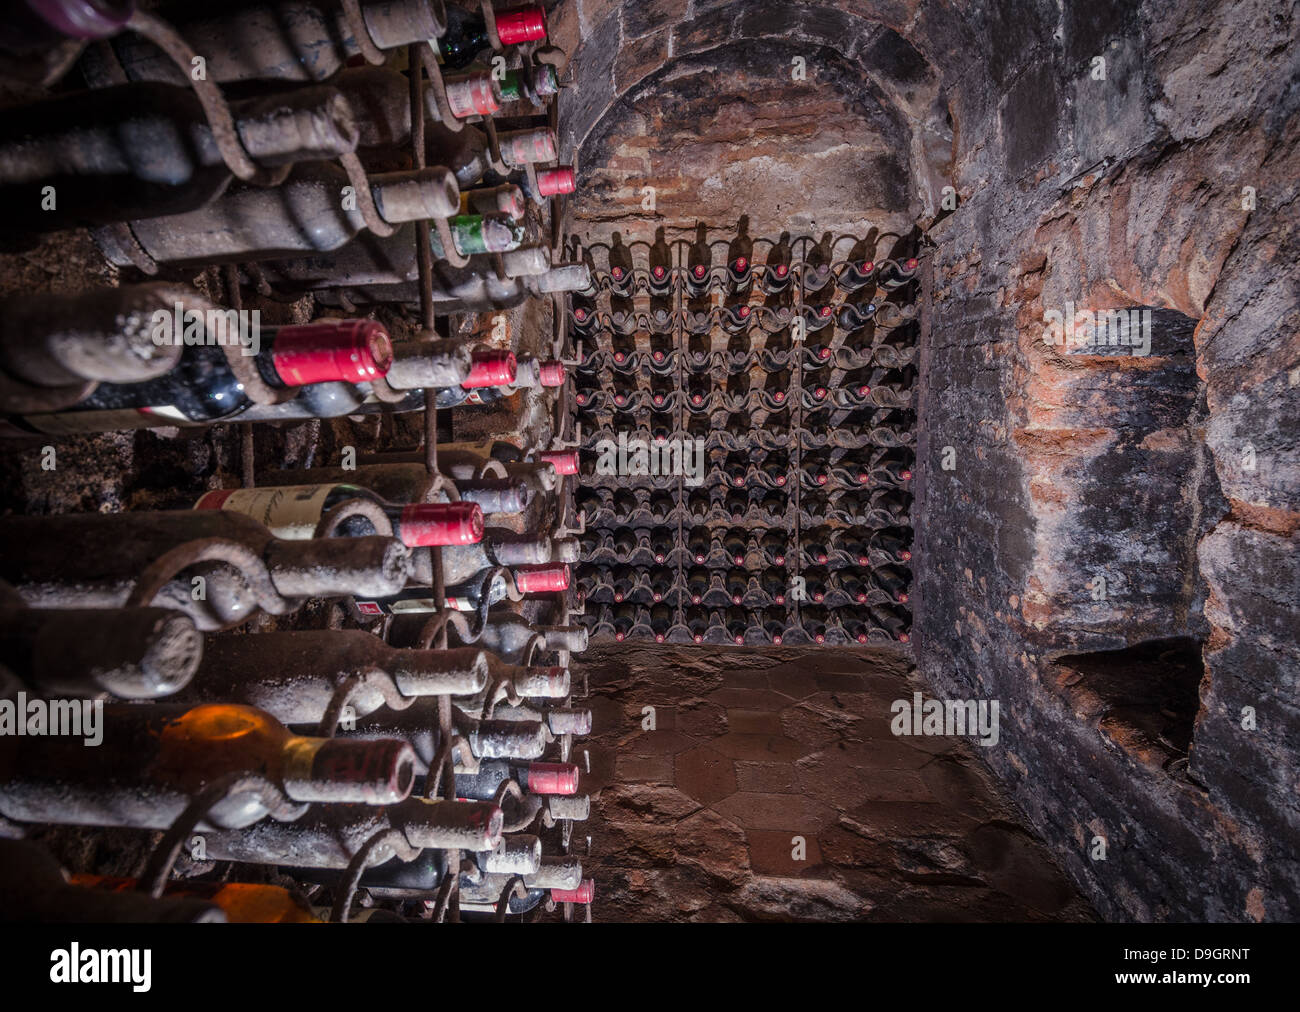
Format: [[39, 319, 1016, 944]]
[[15, 320, 392, 434], [0, 703, 417, 831], [195, 483, 482, 548]]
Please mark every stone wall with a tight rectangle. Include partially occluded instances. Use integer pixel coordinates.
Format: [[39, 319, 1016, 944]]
[[555, 0, 1299, 921]]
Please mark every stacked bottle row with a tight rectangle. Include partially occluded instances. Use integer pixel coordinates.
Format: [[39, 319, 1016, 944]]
[[0, 438, 593, 922], [564, 227, 918, 645], [0, 0, 593, 431], [0, 1, 601, 921], [582, 603, 911, 646], [0, 294, 578, 433]]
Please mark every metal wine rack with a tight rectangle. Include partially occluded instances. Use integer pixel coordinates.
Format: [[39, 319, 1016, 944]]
[[565, 228, 917, 646]]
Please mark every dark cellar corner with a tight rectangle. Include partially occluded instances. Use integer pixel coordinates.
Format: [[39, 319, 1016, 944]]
[[0, 0, 1294, 978]]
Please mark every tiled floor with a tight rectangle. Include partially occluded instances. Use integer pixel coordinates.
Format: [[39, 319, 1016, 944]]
[[574, 643, 1096, 922]]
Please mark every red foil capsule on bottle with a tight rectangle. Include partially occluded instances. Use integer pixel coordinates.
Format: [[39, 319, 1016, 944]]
[[538, 360, 566, 387], [527, 761, 579, 795], [270, 320, 392, 386], [536, 166, 576, 196], [494, 5, 548, 45], [446, 72, 499, 118], [500, 127, 556, 164], [463, 350, 517, 388], [398, 502, 484, 547], [537, 450, 578, 475], [552, 880, 595, 904], [514, 562, 571, 593]]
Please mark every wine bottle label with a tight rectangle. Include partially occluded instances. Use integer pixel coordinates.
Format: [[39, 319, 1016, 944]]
[[194, 484, 337, 540], [353, 595, 475, 615]]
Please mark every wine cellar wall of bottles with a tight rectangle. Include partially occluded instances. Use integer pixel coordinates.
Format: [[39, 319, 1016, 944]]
[[568, 228, 918, 647], [0, 1, 597, 923]]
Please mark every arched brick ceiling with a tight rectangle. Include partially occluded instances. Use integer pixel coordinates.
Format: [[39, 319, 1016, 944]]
[[547, 0, 962, 229], [572, 39, 914, 237]]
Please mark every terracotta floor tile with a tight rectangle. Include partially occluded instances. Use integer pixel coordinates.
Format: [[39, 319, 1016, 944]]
[[735, 760, 798, 793], [674, 745, 738, 805], [748, 829, 826, 875], [710, 732, 808, 762], [726, 708, 784, 735], [615, 753, 674, 784], [712, 791, 838, 832]]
